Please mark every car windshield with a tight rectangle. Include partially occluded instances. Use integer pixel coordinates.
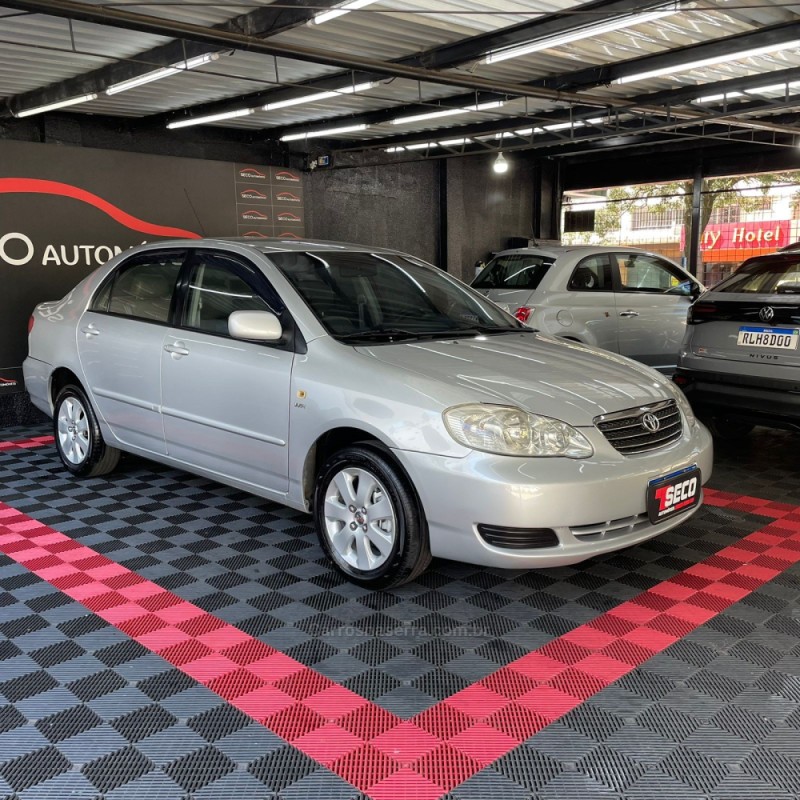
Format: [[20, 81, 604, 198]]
[[717, 258, 800, 294], [472, 253, 553, 290], [269, 250, 524, 341]]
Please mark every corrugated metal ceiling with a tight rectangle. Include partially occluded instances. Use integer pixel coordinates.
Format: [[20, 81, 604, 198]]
[[0, 1, 798, 153]]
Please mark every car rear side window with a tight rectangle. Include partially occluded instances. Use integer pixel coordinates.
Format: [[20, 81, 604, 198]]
[[98, 254, 183, 322], [472, 254, 552, 290], [182, 254, 274, 336], [568, 254, 613, 292], [717, 258, 800, 294]]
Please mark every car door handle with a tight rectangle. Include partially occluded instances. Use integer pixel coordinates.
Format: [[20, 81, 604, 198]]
[[619, 310, 640, 318], [164, 342, 190, 356], [80, 325, 100, 337]]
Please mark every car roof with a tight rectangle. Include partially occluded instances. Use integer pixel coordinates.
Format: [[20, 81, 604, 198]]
[[494, 245, 666, 259], [192, 236, 403, 255]]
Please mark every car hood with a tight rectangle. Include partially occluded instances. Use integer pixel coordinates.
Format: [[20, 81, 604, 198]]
[[360, 332, 673, 425]]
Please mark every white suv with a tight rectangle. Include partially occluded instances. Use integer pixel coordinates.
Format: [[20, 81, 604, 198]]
[[472, 245, 703, 372]]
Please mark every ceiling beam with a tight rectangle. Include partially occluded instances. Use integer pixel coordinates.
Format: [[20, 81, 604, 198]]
[[4, 0, 344, 115], [74, 0, 658, 126], [536, 19, 800, 90], [1, 0, 642, 112], [330, 95, 800, 159], [279, 66, 800, 146]]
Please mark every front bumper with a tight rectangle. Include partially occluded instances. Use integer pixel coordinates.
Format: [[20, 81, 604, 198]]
[[393, 420, 713, 569]]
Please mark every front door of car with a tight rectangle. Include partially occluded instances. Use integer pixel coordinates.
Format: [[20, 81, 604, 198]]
[[612, 252, 696, 370], [555, 254, 618, 352], [160, 250, 293, 494], [76, 250, 185, 455]]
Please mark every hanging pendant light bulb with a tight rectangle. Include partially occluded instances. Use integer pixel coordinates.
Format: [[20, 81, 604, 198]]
[[493, 152, 509, 174]]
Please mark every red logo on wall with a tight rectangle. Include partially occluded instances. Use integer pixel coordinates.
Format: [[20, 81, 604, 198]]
[[0, 178, 201, 239], [241, 209, 269, 221], [242, 231, 268, 238], [277, 211, 302, 222], [240, 189, 268, 200], [276, 192, 301, 202], [239, 167, 266, 180], [275, 171, 300, 183]]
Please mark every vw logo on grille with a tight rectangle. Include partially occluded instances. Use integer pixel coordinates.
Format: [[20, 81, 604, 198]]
[[641, 412, 661, 433], [759, 306, 775, 322]]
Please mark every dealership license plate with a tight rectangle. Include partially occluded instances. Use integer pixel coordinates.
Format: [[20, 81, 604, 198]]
[[737, 326, 799, 350], [647, 465, 701, 524]]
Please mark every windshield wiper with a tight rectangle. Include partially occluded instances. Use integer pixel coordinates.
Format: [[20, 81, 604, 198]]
[[336, 328, 421, 342]]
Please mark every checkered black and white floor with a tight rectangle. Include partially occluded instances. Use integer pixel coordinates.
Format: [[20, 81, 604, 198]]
[[1, 423, 800, 799]]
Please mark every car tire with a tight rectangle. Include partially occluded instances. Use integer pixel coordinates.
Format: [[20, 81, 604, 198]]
[[314, 444, 431, 589], [54, 385, 120, 477], [706, 416, 754, 440]]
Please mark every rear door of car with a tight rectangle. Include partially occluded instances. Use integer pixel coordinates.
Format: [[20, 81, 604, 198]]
[[160, 248, 293, 494], [77, 249, 186, 455], [611, 251, 698, 370], [687, 256, 800, 369]]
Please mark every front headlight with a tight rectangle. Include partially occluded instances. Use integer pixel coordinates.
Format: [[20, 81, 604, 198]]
[[443, 404, 594, 458]]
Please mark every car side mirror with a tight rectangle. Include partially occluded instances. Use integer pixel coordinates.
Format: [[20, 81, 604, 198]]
[[690, 282, 702, 300], [228, 310, 283, 342]]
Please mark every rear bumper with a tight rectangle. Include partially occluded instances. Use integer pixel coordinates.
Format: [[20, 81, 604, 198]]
[[675, 366, 800, 429], [22, 356, 52, 417]]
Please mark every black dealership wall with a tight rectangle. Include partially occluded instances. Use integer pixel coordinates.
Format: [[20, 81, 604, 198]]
[[305, 160, 441, 267], [446, 153, 536, 282], [306, 153, 537, 283]]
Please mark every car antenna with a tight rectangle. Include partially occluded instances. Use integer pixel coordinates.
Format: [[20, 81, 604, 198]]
[[183, 189, 207, 237]]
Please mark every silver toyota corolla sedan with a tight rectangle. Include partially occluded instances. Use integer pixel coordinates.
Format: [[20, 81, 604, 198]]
[[24, 239, 713, 588]]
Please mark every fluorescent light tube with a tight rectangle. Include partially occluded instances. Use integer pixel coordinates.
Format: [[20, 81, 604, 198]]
[[106, 52, 219, 95], [391, 100, 504, 125], [695, 91, 744, 103], [485, 5, 680, 64], [15, 93, 98, 117], [745, 81, 800, 95], [439, 137, 470, 146], [618, 39, 800, 83], [167, 108, 254, 129], [404, 142, 434, 150], [264, 81, 373, 111], [281, 124, 367, 141], [312, 0, 376, 25]]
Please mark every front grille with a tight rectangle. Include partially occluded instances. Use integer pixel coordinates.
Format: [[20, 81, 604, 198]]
[[570, 512, 651, 541], [595, 399, 682, 455]]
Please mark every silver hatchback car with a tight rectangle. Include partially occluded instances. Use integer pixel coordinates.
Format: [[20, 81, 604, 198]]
[[24, 239, 712, 588], [472, 245, 703, 372]]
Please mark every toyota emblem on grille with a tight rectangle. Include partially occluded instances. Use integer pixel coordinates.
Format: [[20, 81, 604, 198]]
[[641, 412, 661, 433], [759, 306, 775, 322]]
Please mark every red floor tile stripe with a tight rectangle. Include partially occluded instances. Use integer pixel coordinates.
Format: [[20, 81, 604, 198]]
[[704, 486, 800, 519], [2, 497, 800, 800], [0, 434, 54, 451]]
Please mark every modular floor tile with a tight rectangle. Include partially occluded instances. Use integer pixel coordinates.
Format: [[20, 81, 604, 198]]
[[0, 423, 799, 798]]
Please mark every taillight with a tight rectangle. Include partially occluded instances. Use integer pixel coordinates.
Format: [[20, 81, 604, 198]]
[[688, 302, 716, 324], [27, 315, 35, 334], [514, 306, 533, 323]]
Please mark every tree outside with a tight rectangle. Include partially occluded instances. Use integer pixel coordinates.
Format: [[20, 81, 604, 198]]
[[563, 170, 800, 284]]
